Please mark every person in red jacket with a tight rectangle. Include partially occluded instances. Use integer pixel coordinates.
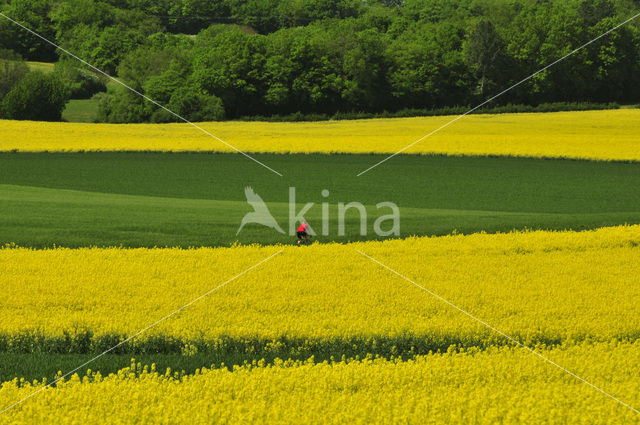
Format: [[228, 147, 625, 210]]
[[296, 221, 311, 245]]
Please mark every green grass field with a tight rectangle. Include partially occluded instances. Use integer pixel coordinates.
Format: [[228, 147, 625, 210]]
[[61, 97, 101, 123], [1, 152, 639, 248]]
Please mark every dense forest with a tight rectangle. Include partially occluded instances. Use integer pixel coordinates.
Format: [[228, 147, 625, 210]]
[[0, 0, 639, 122]]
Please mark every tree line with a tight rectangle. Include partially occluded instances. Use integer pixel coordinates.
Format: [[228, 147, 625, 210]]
[[0, 0, 639, 122]]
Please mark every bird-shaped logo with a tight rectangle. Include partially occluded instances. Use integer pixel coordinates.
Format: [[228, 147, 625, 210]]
[[236, 186, 285, 235]]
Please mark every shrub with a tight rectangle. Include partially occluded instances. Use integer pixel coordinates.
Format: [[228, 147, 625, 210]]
[[0, 71, 69, 121], [95, 88, 150, 123], [151, 87, 225, 123]]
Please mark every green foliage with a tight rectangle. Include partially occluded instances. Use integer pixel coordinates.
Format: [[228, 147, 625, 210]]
[[584, 17, 640, 102], [386, 21, 471, 109], [95, 88, 149, 123], [190, 26, 270, 116], [579, 0, 617, 27], [0, 49, 29, 98], [49, 0, 115, 39], [0, 70, 68, 120], [2, 0, 640, 120], [158, 87, 224, 122], [57, 25, 146, 75], [53, 59, 106, 99], [464, 20, 503, 95], [97, 34, 207, 122], [0, 0, 57, 61], [48, 0, 162, 74]]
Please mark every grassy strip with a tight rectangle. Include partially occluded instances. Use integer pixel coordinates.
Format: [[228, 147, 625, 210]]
[[0, 331, 621, 384], [0, 353, 223, 383], [25, 61, 54, 74], [62, 97, 101, 123], [2, 334, 637, 384], [0, 332, 548, 355]]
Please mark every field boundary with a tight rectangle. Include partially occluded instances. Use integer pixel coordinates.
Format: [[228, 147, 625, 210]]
[[1, 150, 639, 165]]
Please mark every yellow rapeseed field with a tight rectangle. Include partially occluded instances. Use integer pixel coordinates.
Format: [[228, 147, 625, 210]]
[[1, 226, 639, 423], [1, 342, 639, 424], [1, 109, 639, 161], [1, 225, 639, 351]]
